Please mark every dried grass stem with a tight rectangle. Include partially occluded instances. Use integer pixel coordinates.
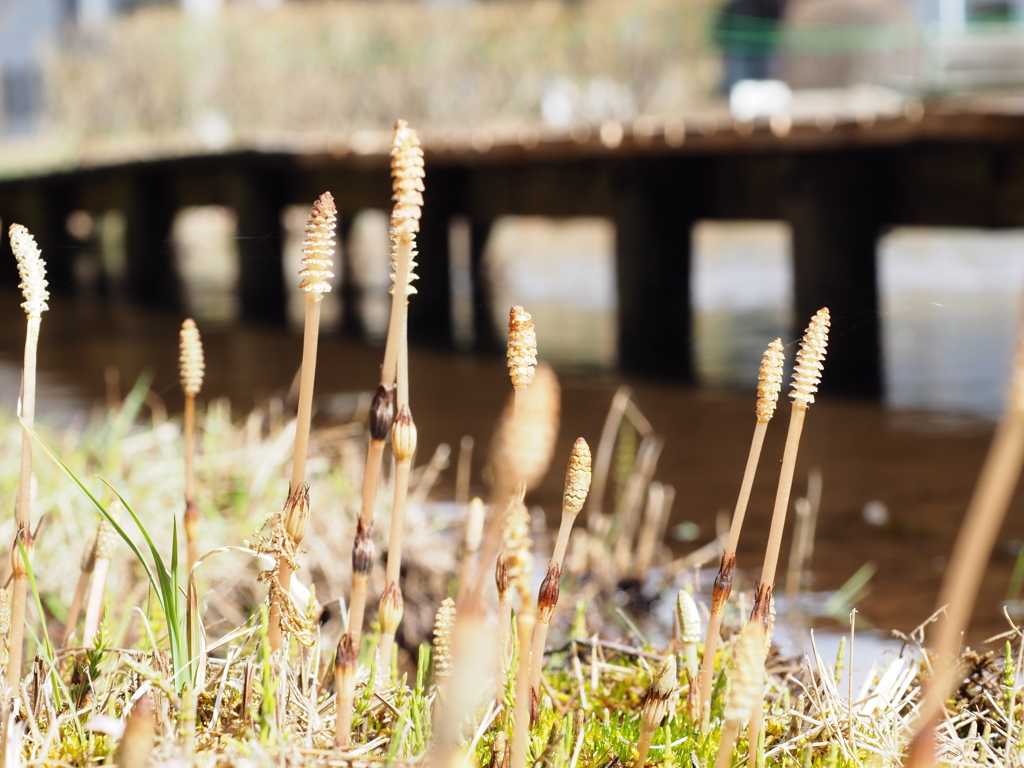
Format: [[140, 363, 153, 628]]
[[908, 402, 1024, 762]]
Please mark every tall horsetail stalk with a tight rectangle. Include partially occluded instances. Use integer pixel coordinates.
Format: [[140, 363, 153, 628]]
[[905, 318, 1024, 768], [745, 586, 773, 768], [336, 119, 421, 740], [179, 318, 205, 575], [467, 312, 556, 610], [529, 438, 592, 702], [697, 338, 784, 728], [505, 495, 535, 768], [373, 120, 424, 689], [63, 526, 97, 645], [455, 496, 485, 605], [346, 385, 394, 653], [8, 223, 48, 688], [375, 408, 417, 687], [494, 552, 512, 700], [268, 191, 336, 652], [83, 515, 117, 646], [747, 309, 828, 747], [496, 489, 529, 702], [758, 310, 829, 597], [344, 120, 419, 672], [714, 620, 768, 768]]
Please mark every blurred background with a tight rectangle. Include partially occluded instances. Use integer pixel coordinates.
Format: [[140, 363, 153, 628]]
[[2, 0, 1024, 646]]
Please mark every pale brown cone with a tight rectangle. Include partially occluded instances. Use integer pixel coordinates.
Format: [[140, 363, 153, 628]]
[[432, 597, 456, 683], [10, 223, 48, 318], [391, 120, 425, 239], [490, 363, 560, 494], [791, 308, 830, 406], [179, 318, 205, 397], [755, 338, 784, 422], [562, 437, 592, 515], [298, 192, 337, 297], [507, 306, 538, 389]]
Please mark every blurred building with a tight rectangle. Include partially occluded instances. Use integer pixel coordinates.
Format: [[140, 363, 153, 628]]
[[0, 0, 279, 135], [2, 0, 1024, 138]]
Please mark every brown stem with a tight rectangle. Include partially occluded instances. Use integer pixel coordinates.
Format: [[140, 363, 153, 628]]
[[334, 633, 356, 748], [908, 404, 1024, 761], [375, 581, 403, 690], [359, 439, 387, 529], [347, 438, 386, 650], [529, 618, 550, 706], [183, 393, 199, 574], [291, 299, 322, 494], [699, 420, 769, 726], [9, 315, 40, 688], [385, 461, 413, 587], [83, 557, 112, 646], [697, 586, 729, 728], [714, 720, 742, 768], [376, 625, 397, 691], [510, 607, 536, 768], [184, 394, 196, 501], [588, 387, 632, 517], [495, 593, 512, 701], [381, 239, 413, 390], [269, 296, 323, 653], [759, 404, 808, 591], [268, 561, 293, 654], [747, 700, 764, 768], [455, 435, 474, 509], [62, 569, 90, 646], [469, 487, 523, 610], [8, 561, 27, 689], [634, 721, 658, 768], [455, 498, 484, 606], [550, 510, 576, 571], [348, 574, 369, 651], [372, 408, 414, 680], [684, 644, 700, 722]]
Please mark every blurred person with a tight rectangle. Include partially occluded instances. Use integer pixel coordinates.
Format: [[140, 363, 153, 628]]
[[713, 0, 786, 93]]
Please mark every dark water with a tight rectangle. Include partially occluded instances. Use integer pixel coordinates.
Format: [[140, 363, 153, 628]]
[[4, 219, 1024, 651]]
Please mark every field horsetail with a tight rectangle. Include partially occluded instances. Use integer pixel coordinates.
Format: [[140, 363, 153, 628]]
[[0, 113, 1019, 768]]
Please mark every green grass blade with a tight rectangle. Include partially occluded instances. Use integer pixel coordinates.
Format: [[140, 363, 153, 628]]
[[33, 429, 157, 591]]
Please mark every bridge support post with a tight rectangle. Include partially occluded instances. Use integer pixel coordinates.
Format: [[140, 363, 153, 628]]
[[410, 168, 460, 346], [121, 171, 180, 311], [614, 160, 703, 381], [337, 215, 364, 337], [784, 152, 883, 398], [228, 170, 289, 325], [468, 218, 501, 353]]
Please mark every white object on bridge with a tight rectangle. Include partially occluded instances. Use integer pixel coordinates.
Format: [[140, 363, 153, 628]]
[[729, 79, 793, 122]]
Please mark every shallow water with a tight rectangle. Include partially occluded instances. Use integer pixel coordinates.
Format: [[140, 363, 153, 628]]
[[2, 221, 1024, 649]]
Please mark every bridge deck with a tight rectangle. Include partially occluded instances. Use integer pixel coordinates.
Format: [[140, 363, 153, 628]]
[[1, 95, 1023, 399]]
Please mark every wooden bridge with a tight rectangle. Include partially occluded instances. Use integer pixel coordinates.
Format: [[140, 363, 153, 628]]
[[2, 95, 1023, 398]]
